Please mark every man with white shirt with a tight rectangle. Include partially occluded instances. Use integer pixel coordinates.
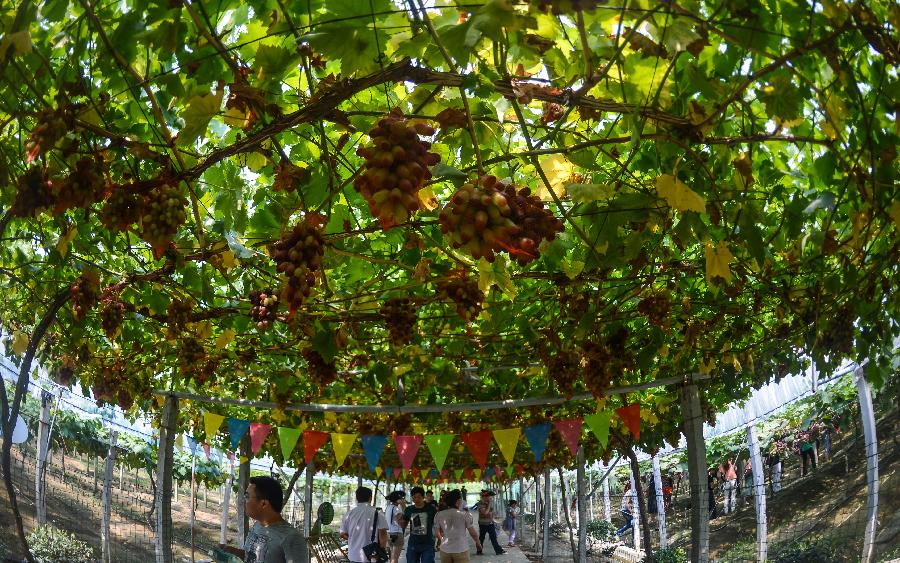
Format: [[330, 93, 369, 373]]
[[341, 487, 389, 563]]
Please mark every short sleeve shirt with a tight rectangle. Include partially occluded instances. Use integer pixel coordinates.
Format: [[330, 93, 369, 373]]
[[435, 509, 474, 554], [243, 521, 308, 563], [403, 503, 437, 547], [340, 504, 389, 563]]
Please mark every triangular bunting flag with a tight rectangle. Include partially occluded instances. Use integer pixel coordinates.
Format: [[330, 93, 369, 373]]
[[423, 435, 454, 471], [187, 436, 198, 456], [249, 423, 272, 455], [523, 423, 552, 461], [362, 435, 388, 472], [393, 467, 402, 479], [376, 466, 384, 477], [454, 468, 464, 481], [617, 403, 642, 440], [485, 467, 494, 478], [554, 418, 584, 455], [204, 412, 226, 441], [175, 434, 184, 450], [584, 412, 612, 448], [227, 418, 251, 451], [473, 468, 482, 480], [202, 443, 211, 459], [460, 430, 492, 468], [492, 428, 521, 465], [506, 464, 514, 477], [278, 427, 302, 461], [303, 430, 330, 464], [332, 433, 358, 467], [393, 435, 423, 470]]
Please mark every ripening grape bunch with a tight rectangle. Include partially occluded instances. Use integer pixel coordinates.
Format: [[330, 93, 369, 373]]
[[270, 220, 325, 316], [249, 288, 280, 330], [70, 272, 100, 322], [353, 111, 441, 228], [99, 290, 125, 339], [436, 274, 484, 322], [25, 107, 68, 163], [380, 297, 417, 346], [302, 349, 336, 388], [53, 156, 106, 212], [100, 185, 142, 232], [140, 183, 188, 250], [11, 167, 53, 217], [500, 183, 564, 265]]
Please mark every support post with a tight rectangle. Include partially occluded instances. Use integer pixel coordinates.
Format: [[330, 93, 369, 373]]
[[236, 436, 251, 546], [35, 391, 51, 525], [747, 424, 767, 562], [602, 464, 611, 521], [576, 447, 587, 563], [220, 455, 234, 545], [533, 472, 542, 551], [154, 394, 178, 563], [652, 455, 667, 548], [101, 430, 118, 563], [588, 461, 594, 519], [190, 454, 197, 563], [628, 469, 641, 552], [304, 461, 315, 537], [680, 383, 709, 563], [855, 366, 879, 563], [542, 468, 551, 559]]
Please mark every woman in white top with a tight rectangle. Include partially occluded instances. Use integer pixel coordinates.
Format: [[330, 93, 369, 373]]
[[386, 490, 407, 563], [434, 489, 482, 563]]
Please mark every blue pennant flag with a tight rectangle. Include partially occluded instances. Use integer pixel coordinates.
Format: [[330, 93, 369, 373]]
[[362, 435, 389, 472], [187, 436, 198, 457], [227, 418, 251, 451], [523, 423, 552, 461]]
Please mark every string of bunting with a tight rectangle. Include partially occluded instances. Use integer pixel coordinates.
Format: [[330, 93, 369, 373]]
[[180, 404, 642, 480]]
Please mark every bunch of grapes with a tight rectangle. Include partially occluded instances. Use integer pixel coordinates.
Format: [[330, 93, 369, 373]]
[[439, 176, 519, 262], [559, 287, 591, 321], [582, 340, 613, 398], [353, 111, 441, 228], [272, 160, 310, 192], [543, 348, 580, 397], [271, 219, 325, 316], [436, 274, 484, 322], [139, 183, 188, 249], [11, 167, 54, 217], [167, 298, 193, 334], [302, 349, 337, 388], [637, 291, 672, 328], [99, 290, 126, 339], [179, 337, 206, 379], [53, 156, 106, 212], [92, 360, 126, 406], [195, 357, 220, 386], [819, 304, 855, 357], [70, 272, 100, 322], [249, 288, 280, 330], [25, 107, 68, 163], [100, 185, 142, 231], [500, 182, 565, 265], [380, 297, 417, 346]]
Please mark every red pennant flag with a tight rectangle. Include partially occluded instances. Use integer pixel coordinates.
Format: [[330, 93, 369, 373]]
[[393, 467, 403, 479], [554, 418, 584, 455], [249, 423, 272, 455], [303, 430, 330, 464], [202, 443, 211, 459], [461, 430, 492, 468], [495, 465, 503, 478], [515, 463, 524, 475], [394, 435, 423, 470], [464, 468, 473, 480], [617, 404, 641, 440]]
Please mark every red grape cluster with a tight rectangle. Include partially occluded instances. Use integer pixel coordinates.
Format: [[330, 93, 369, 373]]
[[195, 357, 220, 387], [500, 183, 565, 265], [25, 107, 68, 163], [583, 340, 613, 398], [100, 185, 142, 232], [92, 360, 146, 410], [167, 298, 193, 334], [271, 219, 325, 316], [53, 157, 106, 212], [70, 272, 100, 322], [273, 161, 310, 192], [353, 111, 440, 228], [637, 292, 672, 328], [436, 274, 484, 322], [139, 183, 188, 250], [820, 304, 855, 357], [11, 167, 54, 217], [544, 349, 580, 397], [302, 349, 336, 388], [99, 290, 126, 339], [249, 288, 280, 330], [439, 176, 519, 262], [380, 297, 417, 346]]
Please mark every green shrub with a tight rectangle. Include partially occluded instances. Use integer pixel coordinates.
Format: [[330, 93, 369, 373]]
[[28, 525, 96, 563], [586, 519, 617, 543], [771, 538, 839, 563], [641, 546, 687, 563]]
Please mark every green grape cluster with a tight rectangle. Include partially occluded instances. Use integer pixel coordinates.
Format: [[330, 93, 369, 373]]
[[179, 337, 206, 379], [166, 298, 193, 334], [436, 274, 484, 322], [353, 112, 440, 228], [380, 297, 417, 346], [271, 220, 325, 316], [249, 288, 280, 330], [70, 273, 100, 322], [139, 183, 188, 249], [100, 186, 142, 231]]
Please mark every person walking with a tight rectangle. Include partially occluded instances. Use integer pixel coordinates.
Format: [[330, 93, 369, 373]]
[[476, 490, 505, 555], [218, 476, 308, 563], [503, 500, 518, 547], [614, 483, 633, 538], [800, 435, 817, 476], [399, 486, 439, 563], [386, 491, 407, 563], [719, 459, 738, 514], [341, 487, 389, 563], [435, 489, 482, 563], [766, 451, 782, 495]]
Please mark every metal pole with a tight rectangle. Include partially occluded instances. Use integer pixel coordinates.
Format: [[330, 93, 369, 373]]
[[35, 391, 51, 525], [220, 455, 234, 545], [101, 430, 118, 563], [542, 468, 551, 559], [154, 395, 178, 563], [680, 383, 709, 563], [602, 463, 611, 521], [304, 461, 315, 536], [629, 470, 641, 552], [652, 455, 668, 548], [747, 425, 767, 562], [576, 447, 587, 563], [534, 473, 542, 551], [855, 366, 879, 563]]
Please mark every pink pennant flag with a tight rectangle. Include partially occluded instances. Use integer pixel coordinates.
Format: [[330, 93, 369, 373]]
[[554, 418, 584, 455], [250, 423, 273, 455], [394, 435, 423, 470], [202, 443, 211, 459], [393, 467, 403, 479]]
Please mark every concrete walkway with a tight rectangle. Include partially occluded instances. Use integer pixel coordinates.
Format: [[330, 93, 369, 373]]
[[399, 528, 530, 563]]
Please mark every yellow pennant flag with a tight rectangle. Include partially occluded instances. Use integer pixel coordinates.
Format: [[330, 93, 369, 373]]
[[331, 433, 358, 467], [240, 455, 249, 464], [473, 468, 483, 480], [492, 428, 521, 465], [175, 434, 184, 450], [204, 412, 226, 441], [376, 466, 384, 477]]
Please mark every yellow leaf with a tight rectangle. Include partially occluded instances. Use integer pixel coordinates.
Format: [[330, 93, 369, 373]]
[[215, 328, 236, 350], [536, 155, 572, 201], [705, 240, 734, 283], [55, 224, 78, 257], [561, 258, 584, 280], [0, 31, 32, 60], [271, 409, 286, 424], [417, 186, 439, 211], [12, 331, 29, 356], [195, 321, 213, 339], [221, 250, 239, 270], [655, 174, 706, 213], [246, 152, 268, 172], [223, 106, 251, 129]]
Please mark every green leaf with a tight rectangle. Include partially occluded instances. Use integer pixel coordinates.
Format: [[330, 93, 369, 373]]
[[803, 192, 835, 215], [478, 256, 516, 299], [301, 25, 388, 76], [252, 44, 299, 91], [249, 205, 281, 238], [312, 322, 337, 364], [176, 90, 223, 146], [566, 183, 615, 204], [757, 74, 802, 122]]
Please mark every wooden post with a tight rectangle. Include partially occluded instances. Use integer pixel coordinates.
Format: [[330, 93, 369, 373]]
[[154, 394, 178, 563], [652, 455, 667, 548], [220, 455, 234, 545], [101, 430, 118, 563], [855, 366, 879, 563], [237, 436, 251, 546], [576, 447, 587, 563], [190, 454, 197, 563], [304, 461, 315, 536], [680, 383, 709, 563], [746, 424, 767, 562], [35, 391, 51, 525], [542, 468, 551, 559]]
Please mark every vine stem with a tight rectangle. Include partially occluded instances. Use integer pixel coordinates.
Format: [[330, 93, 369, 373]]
[[576, 11, 592, 84], [413, 0, 484, 176]]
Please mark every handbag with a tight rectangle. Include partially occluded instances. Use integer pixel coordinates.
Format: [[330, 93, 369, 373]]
[[363, 508, 390, 563]]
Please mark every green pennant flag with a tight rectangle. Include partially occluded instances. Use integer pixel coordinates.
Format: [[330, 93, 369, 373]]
[[278, 427, 302, 461], [454, 468, 464, 481], [424, 434, 455, 471], [584, 412, 611, 448]]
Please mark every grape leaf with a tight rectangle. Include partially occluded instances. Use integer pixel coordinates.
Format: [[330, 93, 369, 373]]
[[704, 240, 734, 283], [176, 90, 223, 146], [655, 174, 706, 213]]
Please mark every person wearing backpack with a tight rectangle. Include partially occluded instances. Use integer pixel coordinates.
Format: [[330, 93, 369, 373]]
[[341, 487, 389, 563]]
